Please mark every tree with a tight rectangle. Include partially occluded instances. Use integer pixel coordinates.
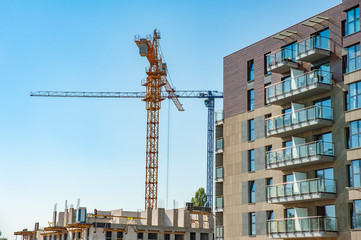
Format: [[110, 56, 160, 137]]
[[191, 187, 207, 207], [0, 231, 8, 240]]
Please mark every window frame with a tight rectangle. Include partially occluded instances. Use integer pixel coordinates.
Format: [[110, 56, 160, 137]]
[[346, 44, 361, 73], [249, 212, 256, 235], [249, 181, 255, 203], [348, 81, 361, 110], [350, 120, 361, 148], [248, 89, 254, 111], [248, 149, 255, 172], [248, 119, 255, 141], [351, 160, 361, 188], [345, 6, 360, 36], [248, 60, 254, 82]]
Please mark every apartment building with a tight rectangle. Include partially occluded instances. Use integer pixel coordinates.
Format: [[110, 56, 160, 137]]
[[217, 0, 361, 239]]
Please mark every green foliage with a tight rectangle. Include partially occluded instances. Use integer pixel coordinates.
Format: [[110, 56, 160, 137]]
[[191, 187, 207, 207], [0, 231, 8, 240]]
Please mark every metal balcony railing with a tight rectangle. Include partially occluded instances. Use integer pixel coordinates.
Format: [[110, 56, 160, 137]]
[[216, 167, 224, 180], [267, 49, 297, 69], [216, 138, 224, 152], [265, 70, 331, 104], [297, 35, 330, 56], [216, 196, 224, 209], [268, 216, 338, 234], [266, 141, 334, 168], [266, 105, 333, 135], [267, 178, 336, 200]]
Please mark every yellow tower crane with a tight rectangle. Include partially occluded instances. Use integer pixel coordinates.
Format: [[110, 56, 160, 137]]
[[134, 29, 184, 210]]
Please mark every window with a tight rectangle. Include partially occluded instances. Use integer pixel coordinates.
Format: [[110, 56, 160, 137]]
[[249, 181, 255, 203], [351, 160, 361, 188], [117, 232, 123, 240], [190, 233, 196, 240], [249, 212, 256, 235], [267, 211, 274, 220], [175, 235, 184, 240], [285, 208, 295, 218], [248, 60, 254, 82], [248, 119, 254, 141], [164, 234, 170, 240], [64, 234, 68, 240], [77, 232, 81, 239], [348, 81, 361, 110], [137, 233, 143, 240], [346, 44, 361, 73], [248, 89, 254, 111], [267, 178, 273, 186], [249, 149, 255, 172], [106, 232, 112, 240], [264, 83, 271, 105], [351, 200, 361, 229], [350, 120, 361, 148], [264, 53, 271, 75], [348, 164, 353, 187], [346, 7, 360, 36], [148, 233, 157, 240]]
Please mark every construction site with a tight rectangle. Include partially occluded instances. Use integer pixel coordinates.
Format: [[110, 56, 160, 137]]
[[6, 1, 361, 240]]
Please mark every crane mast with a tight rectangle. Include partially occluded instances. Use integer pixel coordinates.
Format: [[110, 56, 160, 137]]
[[135, 29, 184, 210]]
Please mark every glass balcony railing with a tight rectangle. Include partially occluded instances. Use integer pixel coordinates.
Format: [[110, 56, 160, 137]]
[[216, 167, 224, 180], [265, 70, 332, 104], [268, 216, 337, 234], [216, 138, 224, 152], [216, 196, 224, 209], [297, 35, 330, 56], [267, 49, 297, 70], [215, 226, 224, 240], [215, 110, 224, 123], [266, 141, 334, 168], [266, 105, 333, 136], [267, 178, 336, 201]]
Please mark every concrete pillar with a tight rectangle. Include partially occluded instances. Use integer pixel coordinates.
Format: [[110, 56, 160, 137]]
[[64, 209, 68, 227], [157, 208, 165, 226], [169, 234, 175, 240], [173, 209, 178, 227], [69, 208, 74, 224], [147, 208, 152, 226], [183, 211, 191, 228], [53, 211, 57, 227]]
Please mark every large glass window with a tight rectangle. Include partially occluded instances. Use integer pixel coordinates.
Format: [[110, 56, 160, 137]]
[[106, 232, 112, 240], [351, 160, 361, 188], [248, 89, 254, 111], [350, 120, 361, 148], [346, 44, 361, 73], [248, 119, 254, 141], [351, 200, 361, 229], [348, 81, 361, 110], [249, 181, 255, 203], [248, 60, 254, 82], [249, 212, 256, 235], [346, 7, 360, 36], [249, 149, 255, 172]]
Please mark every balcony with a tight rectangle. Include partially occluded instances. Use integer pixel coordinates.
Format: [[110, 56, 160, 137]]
[[266, 141, 334, 170], [216, 138, 224, 154], [215, 167, 224, 182], [296, 35, 330, 63], [215, 110, 224, 125], [265, 70, 332, 105], [267, 178, 336, 204], [268, 216, 338, 238], [267, 49, 298, 74], [266, 105, 333, 137], [215, 196, 224, 212]]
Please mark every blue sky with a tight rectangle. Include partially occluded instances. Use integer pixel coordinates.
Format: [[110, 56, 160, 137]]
[[0, 0, 341, 238]]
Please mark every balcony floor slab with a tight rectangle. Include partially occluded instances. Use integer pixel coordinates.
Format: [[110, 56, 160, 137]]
[[267, 155, 334, 170], [268, 192, 336, 204]]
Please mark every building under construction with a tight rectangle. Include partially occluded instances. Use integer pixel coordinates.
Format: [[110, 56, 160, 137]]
[[14, 204, 213, 240]]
